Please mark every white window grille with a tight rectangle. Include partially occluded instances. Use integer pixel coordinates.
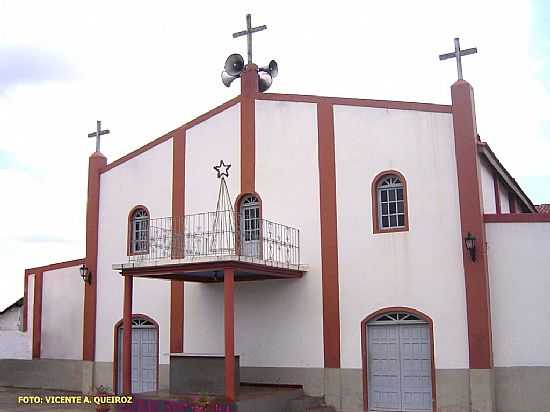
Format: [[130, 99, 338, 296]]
[[241, 196, 260, 241], [131, 208, 149, 253], [377, 175, 405, 229]]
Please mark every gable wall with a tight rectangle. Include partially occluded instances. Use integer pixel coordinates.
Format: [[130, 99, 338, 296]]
[[333, 105, 469, 369], [96, 138, 173, 364]]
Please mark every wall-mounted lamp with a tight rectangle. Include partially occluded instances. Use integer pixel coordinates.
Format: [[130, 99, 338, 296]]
[[80, 264, 92, 284], [464, 232, 476, 262]]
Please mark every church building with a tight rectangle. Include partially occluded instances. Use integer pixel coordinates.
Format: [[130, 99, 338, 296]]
[[13, 25, 550, 412]]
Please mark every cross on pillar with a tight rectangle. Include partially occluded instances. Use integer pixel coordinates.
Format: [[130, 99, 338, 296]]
[[232, 14, 267, 65], [87, 120, 110, 153], [439, 37, 477, 80]]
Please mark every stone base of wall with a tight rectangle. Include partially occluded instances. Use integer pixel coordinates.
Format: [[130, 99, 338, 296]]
[[93, 361, 170, 393], [495, 366, 550, 412], [3, 361, 548, 412], [0, 359, 93, 393]]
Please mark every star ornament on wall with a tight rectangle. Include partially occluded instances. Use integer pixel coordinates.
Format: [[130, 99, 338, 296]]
[[213, 160, 231, 179]]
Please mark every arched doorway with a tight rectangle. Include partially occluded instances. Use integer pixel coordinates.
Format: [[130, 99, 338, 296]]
[[361, 308, 436, 411], [113, 314, 159, 394], [238, 194, 262, 258]]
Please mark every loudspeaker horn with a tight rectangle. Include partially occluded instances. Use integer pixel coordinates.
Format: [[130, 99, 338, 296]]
[[224, 53, 245, 76], [258, 71, 273, 92], [221, 71, 239, 87], [259, 60, 278, 78]]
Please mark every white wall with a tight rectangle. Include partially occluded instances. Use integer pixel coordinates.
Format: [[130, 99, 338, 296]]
[[487, 222, 550, 366], [0, 331, 30, 359], [96, 139, 173, 364], [184, 103, 240, 354], [334, 105, 470, 369], [41, 265, 83, 360], [232, 100, 323, 367], [479, 158, 496, 214]]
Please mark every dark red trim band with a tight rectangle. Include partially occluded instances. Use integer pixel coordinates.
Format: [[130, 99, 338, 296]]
[[258, 93, 451, 113], [32, 271, 43, 359], [317, 102, 341, 368], [451, 80, 493, 369], [493, 170, 501, 214], [25, 258, 85, 274], [101, 97, 240, 174], [83, 152, 107, 361], [170, 128, 186, 353], [484, 213, 550, 223]]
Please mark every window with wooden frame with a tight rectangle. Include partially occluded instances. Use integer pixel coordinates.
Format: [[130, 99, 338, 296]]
[[372, 171, 409, 233], [128, 206, 150, 255]]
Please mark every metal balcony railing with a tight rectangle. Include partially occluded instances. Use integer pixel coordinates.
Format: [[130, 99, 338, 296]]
[[128, 210, 300, 267]]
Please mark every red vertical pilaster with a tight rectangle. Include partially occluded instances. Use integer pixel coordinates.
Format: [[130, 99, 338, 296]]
[[122, 275, 133, 393], [83, 152, 107, 361], [224, 268, 235, 402], [451, 80, 493, 369]]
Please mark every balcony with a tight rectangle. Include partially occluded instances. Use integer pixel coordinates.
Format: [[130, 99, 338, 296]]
[[113, 210, 306, 281]]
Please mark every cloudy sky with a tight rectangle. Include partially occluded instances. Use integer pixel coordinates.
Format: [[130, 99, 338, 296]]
[[0, 0, 549, 310]]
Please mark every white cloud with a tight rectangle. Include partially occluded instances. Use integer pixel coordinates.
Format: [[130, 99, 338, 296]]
[[0, 0, 549, 308]]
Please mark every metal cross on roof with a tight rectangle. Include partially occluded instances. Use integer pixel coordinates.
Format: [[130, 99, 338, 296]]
[[87, 120, 110, 153], [232, 13, 267, 65], [439, 37, 477, 80], [214, 160, 231, 179]]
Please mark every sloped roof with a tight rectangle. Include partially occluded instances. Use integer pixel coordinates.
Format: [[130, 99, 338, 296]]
[[0, 297, 23, 314]]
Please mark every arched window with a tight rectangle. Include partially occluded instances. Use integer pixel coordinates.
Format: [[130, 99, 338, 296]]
[[372, 171, 409, 233], [128, 206, 149, 255], [235, 193, 262, 258]]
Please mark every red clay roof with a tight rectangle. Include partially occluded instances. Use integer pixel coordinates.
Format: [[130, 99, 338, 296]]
[[536, 204, 550, 213]]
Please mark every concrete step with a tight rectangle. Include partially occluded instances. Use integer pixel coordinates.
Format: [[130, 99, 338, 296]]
[[287, 395, 324, 412]]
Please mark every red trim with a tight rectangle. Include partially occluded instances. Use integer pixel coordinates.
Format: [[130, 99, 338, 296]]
[[484, 213, 550, 223], [170, 129, 186, 353], [127, 205, 151, 256], [25, 258, 85, 274], [317, 102, 341, 368], [493, 171, 501, 215], [23, 259, 84, 334], [113, 313, 159, 395], [508, 191, 516, 213], [241, 99, 256, 193], [83, 153, 107, 361], [23, 272, 28, 332], [170, 281, 184, 353], [361, 307, 437, 412], [121, 260, 304, 280], [241, 64, 259, 97], [32, 271, 43, 359], [224, 268, 236, 402], [371, 170, 410, 234], [451, 80, 493, 369], [101, 97, 240, 174], [122, 275, 133, 394], [258, 93, 451, 113]]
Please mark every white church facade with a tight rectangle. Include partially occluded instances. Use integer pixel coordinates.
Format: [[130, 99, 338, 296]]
[[13, 58, 550, 412]]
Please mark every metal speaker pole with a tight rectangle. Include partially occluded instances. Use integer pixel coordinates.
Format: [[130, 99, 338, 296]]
[[224, 53, 245, 76]]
